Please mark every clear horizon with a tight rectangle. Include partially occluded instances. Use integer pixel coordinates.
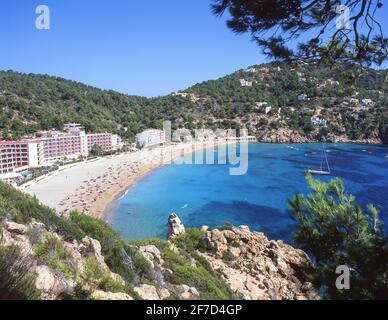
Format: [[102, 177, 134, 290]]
[[1, 0, 387, 98]]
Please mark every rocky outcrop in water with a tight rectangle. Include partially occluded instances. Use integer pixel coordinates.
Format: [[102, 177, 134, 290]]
[[168, 213, 185, 239]]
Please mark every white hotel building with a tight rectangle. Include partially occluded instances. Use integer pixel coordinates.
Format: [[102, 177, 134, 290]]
[[0, 124, 122, 181], [136, 129, 166, 148]]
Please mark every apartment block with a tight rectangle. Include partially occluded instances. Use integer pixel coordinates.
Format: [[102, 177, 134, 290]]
[[136, 129, 166, 148], [0, 124, 123, 181], [42, 133, 88, 161], [87, 133, 113, 152], [0, 140, 43, 178]]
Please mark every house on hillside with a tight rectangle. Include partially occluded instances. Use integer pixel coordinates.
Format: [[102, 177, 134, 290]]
[[361, 99, 374, 106], [298, 94, 307, 101], [265, 106, 272, 115], [311, 118, 328, 127], [303, 108, 314, 113], [325, 79, 340, 86], [240, 79, 253, 87]]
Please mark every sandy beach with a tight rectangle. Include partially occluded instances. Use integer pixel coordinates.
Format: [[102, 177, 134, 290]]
[[21, 141, 229, 219]]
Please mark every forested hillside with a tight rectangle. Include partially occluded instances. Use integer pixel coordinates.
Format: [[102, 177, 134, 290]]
[[1, 62, 387, 143]]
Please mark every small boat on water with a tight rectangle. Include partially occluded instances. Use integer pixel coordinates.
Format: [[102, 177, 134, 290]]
[[306, 169, 331, 175], [306, 144, 331, 175]]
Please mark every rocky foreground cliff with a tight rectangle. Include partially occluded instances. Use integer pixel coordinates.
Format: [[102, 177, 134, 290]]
[[0, 183, 319, 300], [199, 225, 319, 300]]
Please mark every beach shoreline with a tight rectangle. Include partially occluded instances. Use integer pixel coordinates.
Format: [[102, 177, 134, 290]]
[[99, 140, 238, 219], [21, 140, 237, 220], [102, 162, 164, 220], [20, 140, 387, 221]]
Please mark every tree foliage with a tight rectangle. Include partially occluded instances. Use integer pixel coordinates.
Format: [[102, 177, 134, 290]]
[[90, 144, 104, 157], [211, 0, 387, 66], [289, 175, 388, 299]]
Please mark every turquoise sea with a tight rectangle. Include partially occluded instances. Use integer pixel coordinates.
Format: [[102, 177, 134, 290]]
[[106, 143, 388, 244]]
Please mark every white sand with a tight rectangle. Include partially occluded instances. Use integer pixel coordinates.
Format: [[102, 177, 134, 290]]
[[20, 142, 221, 217]]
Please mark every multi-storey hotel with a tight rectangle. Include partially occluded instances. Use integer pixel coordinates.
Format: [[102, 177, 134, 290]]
[[43, 133, 88, 161], [0, 140, 43, 179], [87, 133, 113, 152], [0, 124, 122, 181]]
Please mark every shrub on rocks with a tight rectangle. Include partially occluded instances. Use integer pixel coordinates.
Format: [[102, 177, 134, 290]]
[[0, 245, 40, 300], [34, 232, 76, 280]]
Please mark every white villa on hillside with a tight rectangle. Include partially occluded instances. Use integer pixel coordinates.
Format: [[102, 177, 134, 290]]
[[239, 79, 253, 87]]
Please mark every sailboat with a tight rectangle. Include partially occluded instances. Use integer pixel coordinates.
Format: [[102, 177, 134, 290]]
[[306, 144, 331, 175]]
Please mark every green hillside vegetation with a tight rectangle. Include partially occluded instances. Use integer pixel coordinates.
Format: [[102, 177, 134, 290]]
[[0, 62, 387, 142]]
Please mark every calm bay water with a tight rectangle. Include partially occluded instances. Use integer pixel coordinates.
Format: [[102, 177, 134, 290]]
[[106, 143, 388, 244]]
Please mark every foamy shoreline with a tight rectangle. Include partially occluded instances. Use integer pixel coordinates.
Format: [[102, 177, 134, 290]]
[[21, 141, 235, 220]]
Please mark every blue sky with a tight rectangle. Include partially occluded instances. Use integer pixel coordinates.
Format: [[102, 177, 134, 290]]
[[0, 1, 387, 97]]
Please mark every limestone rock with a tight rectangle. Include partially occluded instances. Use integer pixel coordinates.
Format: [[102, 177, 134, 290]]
[[29, 219, 47, 233], [1, 228, 33, 254], [198, 226, 319, 300], [158, 288, 171, 300], [134, 284, 160, 300], [175, 284, 200, 300], [4, 221, 28, 235], [138, 245, 164, 270], [82, 236, 109, 272], [168, 213, 185, 239], [35, 265, 75, 300], [201, 225, 209, 232], [91, 290, 133, 300]]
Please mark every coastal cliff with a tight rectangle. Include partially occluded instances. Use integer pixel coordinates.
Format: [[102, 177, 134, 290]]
[[257, 127, 382, 144], [0, 181, 319, 300]]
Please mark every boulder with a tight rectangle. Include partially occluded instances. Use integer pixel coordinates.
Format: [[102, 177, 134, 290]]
[[189, 287, 200, 297], [4, 221, 28, 235], [82, 236, 109, 272], [158, 288, 171, 300], [223, 230, 237, 241], [139, 245, 162, 261], [200, 225, 209, 232], [29, 219, 47, 233], [134, 284, 160, 300], [211, 229, 226, 244], [176, 284, 200, 300], [1, 228, 33, 254], [35, 265, 75, 300], [229, 246, 241, 257], [91, 290, 133, 300]]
